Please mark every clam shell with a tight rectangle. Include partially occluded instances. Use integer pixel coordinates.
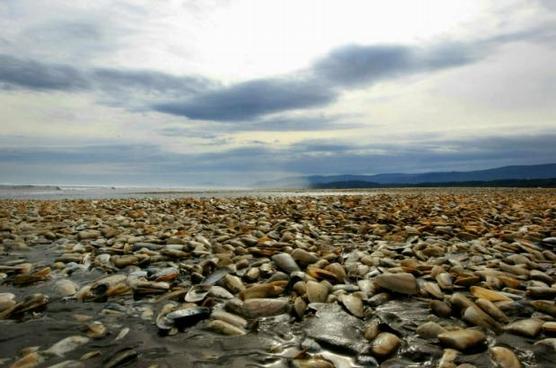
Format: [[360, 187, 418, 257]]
[[202, 268, 230, 285], [0, 292, 16, 312], [241, 298, 290, 318], [450, 293, 475, 312], [438, 329, 486, 351], [240, 281, 286, 300], [223, 274, 245, 294], [291, 249, 319, 266], [526, 287, 556, 299], [307, 268, 341, 283], [454, 275, 481, 287], [504, 318, 543, 337], [86, 321, 107, 338], [364, 319, 380, 340], [542, 321, 556, 335], [271, 253, 300, 274], [306, 281, 329, 303], [45, 335, 90, 357], [339, 294, 364, 318], [293, 281, 307, 295], [416, 321, 447, 339], [8, 293, 49, 317], [374, 272, 418, 295], [530, 300, 556, 317], [475, 298, 509, 323], [534, 338, 556, 350], [54, 279, 79, 297], [324, 263, 347, 283], [421, 281, 444, 299], [292, 357, 335, 368], [208, 285, 234, 299], [151, 267, 179, 282], [438, 349, 458, 368], [470, 286, 511, 302], [435, 272, 453, 290], [185, 284, 211, 303], [10, 352, 43, 368], [294, 296, 307, 319], [371, 332, 401, 358], [489, 346, 521, 368], [103, 348, 138, 368], [156, 313, 174, 332], [206, 319, 246, 336], [244, 267, 260, 282], [430, 300, 452, 317], [211, 310, 248, 329], [463, 305, 502, 332], [166, 306, 210, 329]]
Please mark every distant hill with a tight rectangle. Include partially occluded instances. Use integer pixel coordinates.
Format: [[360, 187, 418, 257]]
[[256, 163, 556, 188], [312, 177, 556, 189]]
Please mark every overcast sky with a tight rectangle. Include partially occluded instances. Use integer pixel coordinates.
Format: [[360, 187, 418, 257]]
[[1, 0, 555, 186]]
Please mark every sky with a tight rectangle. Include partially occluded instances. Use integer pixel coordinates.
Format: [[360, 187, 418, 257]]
[[0, 0, 555, 186]]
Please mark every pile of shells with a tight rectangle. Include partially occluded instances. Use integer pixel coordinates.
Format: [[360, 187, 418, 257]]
[[0, 189, 555, 367]]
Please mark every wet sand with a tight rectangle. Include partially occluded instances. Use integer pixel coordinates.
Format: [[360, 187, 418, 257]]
[[1, 189, 555, 367]]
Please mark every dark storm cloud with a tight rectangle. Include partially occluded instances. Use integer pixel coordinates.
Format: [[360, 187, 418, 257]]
[[313, 45, 413, 86], [0, 53, 213, 97], [153, 78, 335, 121], [312, 42, 481, 87], [2, 133, 555, 185], [155, 42, 483, 121], [0, 54, 89, 91], [92, 68, 214, 96], [0, 28, 544, 124]]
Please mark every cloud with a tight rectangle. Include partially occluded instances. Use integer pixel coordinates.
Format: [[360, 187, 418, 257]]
[[538, 0, 556, 11], [245, 115, 359, 131], [158, 114, 357, 135], [0, 144, 159, 164], [20, 21, 107, 61], [312, 42, 481, 87], [280, 133, 556, 174], [0, 53, 213, 98], [313, 45, 413, 87], [153, 77, 335, 121], [0, 20, 549, 126], [484, 22, 556, 46], [155, 42, 484, 121], [92, 68, 214, 96], [0, 40, 485, 122], [0, 54, 89, 91], [2, 132, 555, 185]]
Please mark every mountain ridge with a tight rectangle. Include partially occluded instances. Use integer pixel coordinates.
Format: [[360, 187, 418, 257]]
[[256, 163, 556, 188]]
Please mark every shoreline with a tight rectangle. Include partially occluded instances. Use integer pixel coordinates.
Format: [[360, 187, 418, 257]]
[[1, 186, 555, 201]]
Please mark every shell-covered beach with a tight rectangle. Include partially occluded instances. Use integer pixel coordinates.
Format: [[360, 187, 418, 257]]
[[1, 189, 556, 368]]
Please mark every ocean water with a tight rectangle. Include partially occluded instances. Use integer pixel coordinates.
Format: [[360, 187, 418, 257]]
[[0, 185, 389, 200]]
